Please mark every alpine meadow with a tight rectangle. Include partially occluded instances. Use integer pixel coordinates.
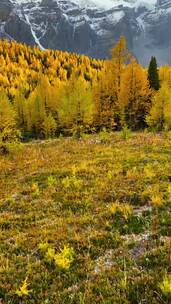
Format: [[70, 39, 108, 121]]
[[0, 35, 171, 304]]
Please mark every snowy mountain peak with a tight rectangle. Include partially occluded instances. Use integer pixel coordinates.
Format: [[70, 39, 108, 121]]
[[1, 0, 171, 65], [74, 0, 157, 10], [10, 0, 157, 10]]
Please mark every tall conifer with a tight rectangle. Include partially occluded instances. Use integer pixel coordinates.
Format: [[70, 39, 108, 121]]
[[148, 56, 160, 90]]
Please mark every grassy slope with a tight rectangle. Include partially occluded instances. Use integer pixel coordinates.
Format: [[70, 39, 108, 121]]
[[0, 133, 171, 303]]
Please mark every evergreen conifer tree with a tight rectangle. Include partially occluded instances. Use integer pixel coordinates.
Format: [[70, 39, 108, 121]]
[[148, 56, 160, 90]]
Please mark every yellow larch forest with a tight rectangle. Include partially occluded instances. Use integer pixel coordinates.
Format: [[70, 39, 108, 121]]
[[0, 37, 171, 151]]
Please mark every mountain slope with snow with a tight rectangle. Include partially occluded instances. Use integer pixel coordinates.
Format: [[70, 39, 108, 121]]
[[1, 0, 171, 64]]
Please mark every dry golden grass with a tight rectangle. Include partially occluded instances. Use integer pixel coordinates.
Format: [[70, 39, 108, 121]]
[[0, 133, 171, 303]]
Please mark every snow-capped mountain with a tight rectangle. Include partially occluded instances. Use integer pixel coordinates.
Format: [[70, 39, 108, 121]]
[[1, 0, 171, 64]]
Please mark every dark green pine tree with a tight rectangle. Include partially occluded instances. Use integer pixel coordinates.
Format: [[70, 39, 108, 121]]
[[148, 56, 160, 90]]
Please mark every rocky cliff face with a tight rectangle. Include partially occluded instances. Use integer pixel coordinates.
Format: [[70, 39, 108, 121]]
[[0, 1, 171, 65]]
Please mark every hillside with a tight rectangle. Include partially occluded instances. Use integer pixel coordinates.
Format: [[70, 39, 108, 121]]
[[0, 35, 171, 304], [0, 39, 103, 97], [1, 38, 171, 145], [0, 133, 171, 303]]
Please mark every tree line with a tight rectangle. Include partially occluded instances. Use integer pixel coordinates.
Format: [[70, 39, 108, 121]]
[[0, 37, 171, 152]]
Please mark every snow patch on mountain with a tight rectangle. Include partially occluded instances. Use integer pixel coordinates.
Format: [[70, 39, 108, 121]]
[[72, 0, 157, 10], [24, 14, 45, 50], [10, 0, 157, 10], [10, 0, 41, 3]]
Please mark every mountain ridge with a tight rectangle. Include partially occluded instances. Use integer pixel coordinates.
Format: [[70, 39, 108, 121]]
[[0, 0, 171, 64]]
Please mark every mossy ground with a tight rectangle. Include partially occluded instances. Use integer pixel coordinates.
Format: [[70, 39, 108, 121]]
[[0, 133, 171, 303]]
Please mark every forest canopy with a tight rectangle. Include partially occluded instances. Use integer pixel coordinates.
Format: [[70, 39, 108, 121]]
[[0, 37, 170, 149]]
